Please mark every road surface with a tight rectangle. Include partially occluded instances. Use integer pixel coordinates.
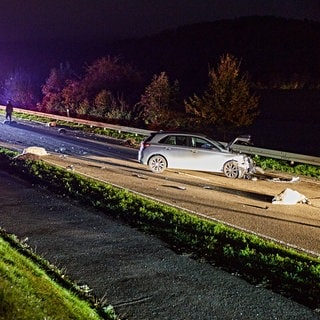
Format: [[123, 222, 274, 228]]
[[1, 117, 320, 319], [1, 118, 319, 257]]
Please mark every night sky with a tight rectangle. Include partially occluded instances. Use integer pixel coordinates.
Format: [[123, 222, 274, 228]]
[[1, 0, 319, 42]]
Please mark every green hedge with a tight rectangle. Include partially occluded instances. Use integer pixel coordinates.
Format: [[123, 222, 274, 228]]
[[254, 155, 320, 178], [1, 148, 320, 310]]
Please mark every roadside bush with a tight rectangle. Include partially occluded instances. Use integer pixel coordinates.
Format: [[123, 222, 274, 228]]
[[254, 155, 320, 179]]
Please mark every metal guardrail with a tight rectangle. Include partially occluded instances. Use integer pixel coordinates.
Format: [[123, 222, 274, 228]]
[[0, 105, 151, 136], [1, 105, 320, 166], [230, 145, 320, 167]]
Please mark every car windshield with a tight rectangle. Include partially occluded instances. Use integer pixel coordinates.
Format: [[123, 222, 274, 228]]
[[203, 137, 227, 150]]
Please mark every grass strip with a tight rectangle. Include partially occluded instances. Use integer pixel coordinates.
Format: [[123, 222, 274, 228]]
[[0, 236, 105, 320]]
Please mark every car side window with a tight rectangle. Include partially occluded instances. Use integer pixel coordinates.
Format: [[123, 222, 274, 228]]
[[192, 137, 214, 149], [160, 135, 176, 145], [159, 135, 188, 146], [176, 136, 187, 146]]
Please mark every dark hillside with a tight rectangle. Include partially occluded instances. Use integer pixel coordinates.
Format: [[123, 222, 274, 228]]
[[110, 16, 320, 94], [248, 90, 320, 156], [108, 16, 320, 156], [2, 16, 320, 95]]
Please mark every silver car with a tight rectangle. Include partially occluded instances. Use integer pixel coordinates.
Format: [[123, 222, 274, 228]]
[[138, 131, 255, 178]]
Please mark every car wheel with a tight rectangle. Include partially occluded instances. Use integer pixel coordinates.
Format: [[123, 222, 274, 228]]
[[223, 160, 240, 178], [149, 155, 167, 173]]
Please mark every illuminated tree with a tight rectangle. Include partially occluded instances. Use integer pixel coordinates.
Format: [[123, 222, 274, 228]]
[[185, 54, 259, 135], [138, 72, 181, 129], [40, 62, 76, 114], [91, 90, 132, 121], [61, 79, 85, 115], [61, 56, 142, 119], [83, 56, 141, 100]]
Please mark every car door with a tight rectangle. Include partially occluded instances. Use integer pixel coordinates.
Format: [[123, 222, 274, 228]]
[[158, 135, 195, 169], [188, 136, 230, 172]]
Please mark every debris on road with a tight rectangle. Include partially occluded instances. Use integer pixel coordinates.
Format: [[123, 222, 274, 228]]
[[133, 173, 148, 179], [163, 184, 186, 190], [13, 146, 49, 160], [58, 128, 67, 134], [66, 165, 75, 171], [23, 146, 48, 156], [268, 176, 300, 183], [272, 188, 309, 205], [255, 166, 265, 175], [46, 121, 57, 127]]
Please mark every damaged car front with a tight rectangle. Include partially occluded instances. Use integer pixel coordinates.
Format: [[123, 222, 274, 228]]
[[224, 134, 256, 178]]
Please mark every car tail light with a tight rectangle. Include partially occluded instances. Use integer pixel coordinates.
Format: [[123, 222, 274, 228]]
[[142, 141, 151, 148]]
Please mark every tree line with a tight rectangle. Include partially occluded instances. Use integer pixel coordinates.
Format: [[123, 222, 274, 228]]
[[2, 54, 259, 139]]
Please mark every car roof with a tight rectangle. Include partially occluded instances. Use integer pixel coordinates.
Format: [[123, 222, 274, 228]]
[[150, 131, 209, 138]]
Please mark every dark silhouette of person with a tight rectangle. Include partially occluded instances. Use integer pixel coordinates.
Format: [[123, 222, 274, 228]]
[[5, 100, 13, 123]]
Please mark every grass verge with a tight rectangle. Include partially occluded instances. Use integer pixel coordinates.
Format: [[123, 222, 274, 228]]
[[0, 232, 118, 320], [254, 155, 320, 179], [0, 236, 98, 320]]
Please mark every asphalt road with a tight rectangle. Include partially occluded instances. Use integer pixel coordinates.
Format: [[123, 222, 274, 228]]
[[1, 118, 320, 258], [1, 117, 320, 319]]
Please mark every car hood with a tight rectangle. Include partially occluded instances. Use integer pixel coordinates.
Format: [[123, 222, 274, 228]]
[[226, 135, 251, 151]]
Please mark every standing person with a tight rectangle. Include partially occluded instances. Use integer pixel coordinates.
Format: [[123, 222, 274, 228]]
[[5, 100, 13, 123]]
